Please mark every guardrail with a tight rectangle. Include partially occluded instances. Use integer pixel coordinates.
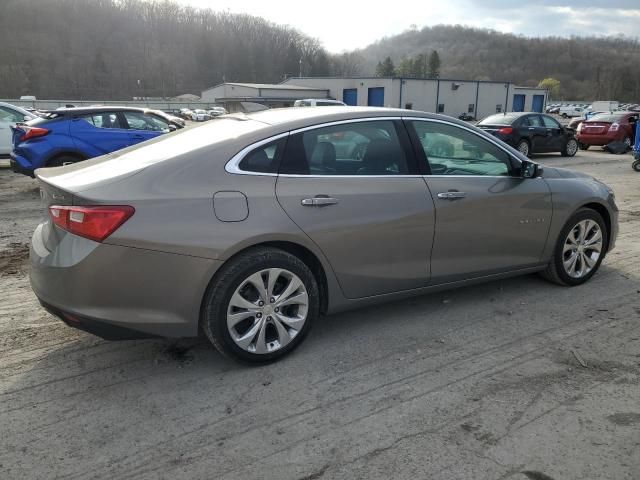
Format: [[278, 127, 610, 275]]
[[1, 99, 218, 111]]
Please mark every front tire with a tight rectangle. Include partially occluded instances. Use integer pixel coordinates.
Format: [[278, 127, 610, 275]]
[[202, 247, 319, 363], [540, 208, 607, 286], [561, 138, 578, 157]]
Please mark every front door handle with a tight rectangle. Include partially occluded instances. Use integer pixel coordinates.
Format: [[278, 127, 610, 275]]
[[301, 196, 339, 207], [437, 191, 467, 200]]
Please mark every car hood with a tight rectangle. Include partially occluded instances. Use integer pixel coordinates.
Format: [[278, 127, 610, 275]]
[[541, 166, 593, 180]]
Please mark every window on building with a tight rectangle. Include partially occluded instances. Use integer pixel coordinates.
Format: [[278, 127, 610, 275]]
[[437, 104, 445, 113], [405, 103, 413, 110], [468, 104, 475, 113], [496, 104, 503, 113]]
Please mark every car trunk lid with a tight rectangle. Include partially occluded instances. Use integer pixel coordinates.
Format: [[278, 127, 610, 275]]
[[581, 122, 611, 135]]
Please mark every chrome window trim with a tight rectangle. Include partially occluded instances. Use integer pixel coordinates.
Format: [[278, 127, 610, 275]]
[[225, 115, 524, 178], [225, 132, 290, 176]]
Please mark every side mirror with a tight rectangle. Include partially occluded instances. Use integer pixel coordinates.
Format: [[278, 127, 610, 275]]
[[521, 159, 542, 178], [168, 124, 177, 132]]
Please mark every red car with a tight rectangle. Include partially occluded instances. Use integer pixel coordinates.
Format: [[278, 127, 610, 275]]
[[576, 112, 638, 150]]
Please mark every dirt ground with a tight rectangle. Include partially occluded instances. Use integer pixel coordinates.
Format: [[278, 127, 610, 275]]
[[0, 150, 639, 480]]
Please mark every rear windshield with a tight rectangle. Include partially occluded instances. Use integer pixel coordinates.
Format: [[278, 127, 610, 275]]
[[589, 114, 624, 123], [478, 114, 521, 126]]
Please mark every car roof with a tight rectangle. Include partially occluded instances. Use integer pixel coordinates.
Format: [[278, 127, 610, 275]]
[[43, 106, 149, 115]]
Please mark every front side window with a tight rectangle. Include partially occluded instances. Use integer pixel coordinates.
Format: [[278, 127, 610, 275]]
[[123, 111, 170, 132], [496, 104, 503, 113], [409, 121, 511, 176], [82, 112, 124, 129], [280, 120, 409, 176]]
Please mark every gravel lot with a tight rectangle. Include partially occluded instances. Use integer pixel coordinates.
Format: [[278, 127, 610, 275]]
[[1, 149, 639, 480]]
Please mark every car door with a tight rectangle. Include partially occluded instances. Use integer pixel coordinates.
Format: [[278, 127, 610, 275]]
[[275, 118, 435, 299], [0, 106, 27, 154], [70, 112, 132, 154], [525, 114, 551, 152], [540, 114, 565, 151], [121, 111, 171, 144], [406, 119, 552, 284]]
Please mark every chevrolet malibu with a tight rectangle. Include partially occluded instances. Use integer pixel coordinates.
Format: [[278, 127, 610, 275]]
[[30, 107, 618, 362]]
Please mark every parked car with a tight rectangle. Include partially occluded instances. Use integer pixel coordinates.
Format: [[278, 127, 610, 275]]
[[179, 108, 195, 120], [559, 105, 584, 118], [576, 112, 639, 150], [477, 112, 578, 157], [207, 107, 227, 117], [29, 107, 617, 362], [546, 105, 560, 114], [10, 106, 177, 177], [149, 109, 185, 127], [294, 99, 347, 107], [0, 102, 38, 156], [191, 109, 211, 122]]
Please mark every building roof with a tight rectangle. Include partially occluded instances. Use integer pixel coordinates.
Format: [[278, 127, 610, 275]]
[[203, 82, 329, 93]]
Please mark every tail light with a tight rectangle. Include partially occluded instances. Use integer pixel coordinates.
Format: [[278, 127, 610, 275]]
[[49, 205, 134, 242], [609, 123, 620, 132], [497, 127, 513, 135], [19, 126, 49, 142]]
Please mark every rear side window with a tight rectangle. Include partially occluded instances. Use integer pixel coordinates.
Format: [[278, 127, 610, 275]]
[[280, 120, 410, 176], [238, 138, 287, 174], [82, 112, 124, 129]]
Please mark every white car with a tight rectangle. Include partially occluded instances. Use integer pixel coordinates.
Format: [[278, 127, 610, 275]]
[[294, 99, 347, 107], [0, 102, 37, 156], [207, 107, 227, 117], [191, 109, 211, 122], [559, 105, 584, 118]]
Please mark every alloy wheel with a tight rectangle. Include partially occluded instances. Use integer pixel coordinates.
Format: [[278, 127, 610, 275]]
[[566, 139, 578, 156], [562, 219, 603, 278], [518, 141, 529, 156], [226, 268, 309, 354]]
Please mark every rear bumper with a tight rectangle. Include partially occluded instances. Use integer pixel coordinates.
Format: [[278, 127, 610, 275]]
[[30, 223, 222, 339], [576, 133, 618, 146], [10, 154, 35, 177]]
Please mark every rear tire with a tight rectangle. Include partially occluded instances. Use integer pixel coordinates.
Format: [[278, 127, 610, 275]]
[[561, 138, 578, 157], [632, 160, 640, 172], [622, 137, 632, 150], [201, 247, 319, 363], [516, 140, 530, 157], [578, 143, 589, 151], [47, 155, 82, 168], [540, 208, 607, 286]]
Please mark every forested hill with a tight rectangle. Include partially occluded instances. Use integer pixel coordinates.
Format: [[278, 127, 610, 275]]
[[0, 0, 334, 100], [357, 25, 640, 101]]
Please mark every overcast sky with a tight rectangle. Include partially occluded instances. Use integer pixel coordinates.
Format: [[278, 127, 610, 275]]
[[177, 0, 640, 52]]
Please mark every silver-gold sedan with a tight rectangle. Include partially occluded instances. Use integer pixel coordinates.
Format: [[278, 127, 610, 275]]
[[30, 107, 618, 362]]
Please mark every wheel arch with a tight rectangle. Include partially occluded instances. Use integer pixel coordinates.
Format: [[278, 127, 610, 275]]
[[45, 150, 87, 167], [578, 202, 612, 253], [199, 240, 331, 331]]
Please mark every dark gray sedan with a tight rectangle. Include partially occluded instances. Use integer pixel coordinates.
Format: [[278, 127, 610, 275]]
[[30, 107, 618, 362]]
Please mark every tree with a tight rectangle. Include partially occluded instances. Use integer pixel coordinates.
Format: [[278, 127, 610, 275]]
[[375, 56, 396, 77], [538, 78, 561, 100], [427, 50, 440, 79]]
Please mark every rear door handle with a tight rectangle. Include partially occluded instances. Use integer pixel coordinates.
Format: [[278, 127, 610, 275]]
[[437, 191, 467, 200], [301, 196, 339, 207]]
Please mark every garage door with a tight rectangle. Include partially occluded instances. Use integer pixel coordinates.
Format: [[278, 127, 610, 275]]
[[367, 87, 384, 107], [513, 94, 525, 112], [532, 95, 544, 113], [343, 88, 357, 106]]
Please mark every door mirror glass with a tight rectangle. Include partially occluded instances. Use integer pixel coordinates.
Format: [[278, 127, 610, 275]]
[[521, 160, 541, 178]]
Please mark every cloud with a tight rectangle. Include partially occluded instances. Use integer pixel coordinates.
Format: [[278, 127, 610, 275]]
[[176, 0, 640, 52]]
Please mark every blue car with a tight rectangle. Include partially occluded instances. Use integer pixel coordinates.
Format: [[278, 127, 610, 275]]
[[10, 107, 181, 177]]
